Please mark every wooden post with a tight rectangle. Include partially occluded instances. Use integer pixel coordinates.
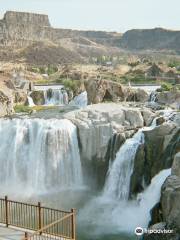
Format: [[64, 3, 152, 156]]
[[71, 209, 76, 240], [5, 196, 8, 227], [38, 202, 42, 235], [24, 232, 28, 240]]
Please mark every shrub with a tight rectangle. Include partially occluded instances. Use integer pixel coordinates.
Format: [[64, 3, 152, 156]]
[[161, 82, 173, 91], [14, 105, 31, 113]]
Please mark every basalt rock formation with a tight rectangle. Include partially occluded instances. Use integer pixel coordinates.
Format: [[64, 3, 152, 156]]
[[144, 153, 180, 240], [1, 11, 180, 61], [84, 79, 149, 104], [65, 103, 154, 188], [0, 11, 120, 48], [130, 112, 180, 198], [120, 28, 180, 53]]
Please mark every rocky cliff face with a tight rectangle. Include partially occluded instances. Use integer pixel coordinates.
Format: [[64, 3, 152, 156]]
[[130, 112, 180, 197], [0, 11, 119, 47], [65, 103, 153, 188], [120, 28, 180, 52], [0, 11, 50, 45]]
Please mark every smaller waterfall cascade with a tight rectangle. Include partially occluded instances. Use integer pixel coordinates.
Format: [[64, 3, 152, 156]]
[[29, 85, 87, 107], [70, 91, 88, 108], [27, 96, 35, 107], [79, 116, 171, 236], [137, 169, 171, 227], [27, 92, 35, 107], [44, 89, 69, 105], [104, 131, 144, 200], [0, 118, 83, 195], [149, 91, 157, 103]]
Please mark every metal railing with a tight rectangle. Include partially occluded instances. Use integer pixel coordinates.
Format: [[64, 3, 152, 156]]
[[0, 196, 76, 240]]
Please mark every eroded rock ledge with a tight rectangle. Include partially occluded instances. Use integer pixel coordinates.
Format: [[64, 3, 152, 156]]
[[65, 103, 154, 187]]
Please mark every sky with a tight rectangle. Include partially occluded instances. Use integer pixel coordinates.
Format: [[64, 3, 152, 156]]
[[0, 0, 180, 32]]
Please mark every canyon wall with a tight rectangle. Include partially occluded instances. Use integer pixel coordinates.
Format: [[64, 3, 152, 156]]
[[0, 11, 119, 47]]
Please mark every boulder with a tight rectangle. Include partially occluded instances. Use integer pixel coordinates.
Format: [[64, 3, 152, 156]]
[[143, 222, 179, 240], [161, 175, 180, 233], [143, 123, 179, 185], [156, 89, 180, 109], [134, 88, 149, 102], [30, 91, 45, 105], [0, 90, 14, 116], [141, 108, 155, 126], [172, 153, 180, 177], [84, 79, 148, 104], [14, 90, 27, 104]]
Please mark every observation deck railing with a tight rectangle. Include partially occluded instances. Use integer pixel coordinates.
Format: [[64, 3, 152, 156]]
[[0, 196, 76, 240]]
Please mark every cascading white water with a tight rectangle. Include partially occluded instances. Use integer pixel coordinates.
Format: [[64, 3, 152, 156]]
[[137, 169, 171, 227], [27, 96, 35, 107], [103, 131, 144, 200], [44, 89, 69, 105], [0, 118, 83, 195], [70, 91, 88, 108], [149, 91, 157, 102], [79, 119, 171, 236]]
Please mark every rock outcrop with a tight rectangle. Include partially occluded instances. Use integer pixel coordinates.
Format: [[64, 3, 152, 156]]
[[119, 28, 180, 52], [0, 11, 119, 47], [161, 153, 180, 233], [0, 90, 14, 116], [144, 153, 180, 240], [65, 103, 153, 188], [156, 89, 180, 109], [84, 79, 149, 104], [130, 112, 180, 197], [30, 91, 45, 105]]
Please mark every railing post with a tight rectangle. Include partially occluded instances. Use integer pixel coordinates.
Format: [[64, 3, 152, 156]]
[[5, 196, 8, 227], [38, 202, 42, 235], [71, 209, 76, 240], [25, 232, 28, 240]]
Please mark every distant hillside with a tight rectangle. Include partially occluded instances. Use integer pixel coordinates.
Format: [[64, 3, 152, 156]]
[[0, 11, 180, 66], [119, 28, 180, 53], [0, 11, 120, 47]]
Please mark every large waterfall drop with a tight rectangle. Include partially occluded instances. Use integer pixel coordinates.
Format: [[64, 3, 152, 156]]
[[0, 118, 83, 195], [103, 131, 144, 200], [79, 122, 171, 236]]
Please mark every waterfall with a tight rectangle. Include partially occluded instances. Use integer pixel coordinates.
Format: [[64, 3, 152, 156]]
[[137, 169, 171, 227], [103, 130, 144, 200], [27, 96, 35, 107], [44, 89, 69, 105], [149, 91, 157, 102], [79, 119, 171, 236], [70, 91, 88, 108], [0, 118, 83, 195]]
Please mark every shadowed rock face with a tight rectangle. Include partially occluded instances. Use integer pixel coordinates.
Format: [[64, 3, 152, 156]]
[[120, 28, 180, 52]]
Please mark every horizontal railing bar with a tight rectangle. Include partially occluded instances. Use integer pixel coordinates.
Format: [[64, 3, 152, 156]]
[[42, 206, 71, 214], [7, 200, 38, 208]]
